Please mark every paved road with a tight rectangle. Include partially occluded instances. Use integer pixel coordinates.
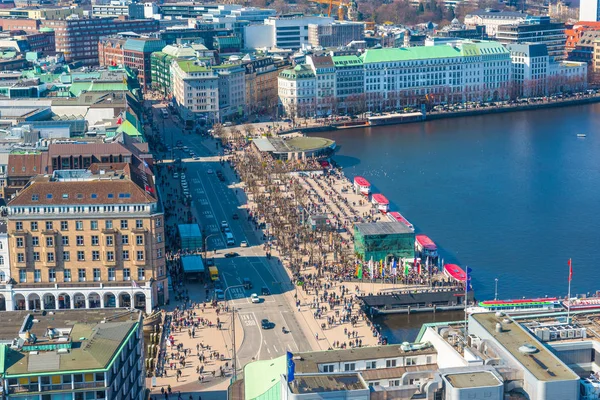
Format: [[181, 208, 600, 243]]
[[152, 106, 312, 372]]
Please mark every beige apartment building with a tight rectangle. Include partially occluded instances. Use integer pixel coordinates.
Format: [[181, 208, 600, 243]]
[[4, 163, 166, 314]]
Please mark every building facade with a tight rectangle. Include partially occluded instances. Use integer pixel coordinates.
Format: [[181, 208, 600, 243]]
[[215, 63, 246, 119], [496, 17, 566, 62], [4, 164, 166, 314], [306, 55, 336, 115], [243, 56, 281, 115], [307, 21, 365, 48], [41, 17, 159, 66], [580, 0, 600, 21], [463, 9, 529, 36], [507, 43, 549, 97], [244, 14, 334, 49], [278, 64, 316, 118], [171, 59, 219, 123]]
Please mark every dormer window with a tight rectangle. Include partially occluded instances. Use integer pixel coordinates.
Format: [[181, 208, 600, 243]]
[[31, 194, 39, 201]]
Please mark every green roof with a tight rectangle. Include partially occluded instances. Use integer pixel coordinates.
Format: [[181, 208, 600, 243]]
[[176, 59, 212, 73], [0, 344, 5, 376], [244, 355, 287, 400], [124, 38, 166, 53], [116, 111, 143, 138], [279, 64, 315, 80], [332, 55, 362, 67], [360, 41, 508, 64], [214, 36, 241, 47]]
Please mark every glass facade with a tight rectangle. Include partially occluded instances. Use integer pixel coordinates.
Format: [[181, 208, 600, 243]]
[[354, 227, 415, 262]]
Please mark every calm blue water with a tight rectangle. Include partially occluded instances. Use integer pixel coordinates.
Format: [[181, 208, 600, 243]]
[[318, 104, 600, 301]]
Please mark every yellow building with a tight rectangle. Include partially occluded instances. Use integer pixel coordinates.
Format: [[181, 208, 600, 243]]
[[0, 6, 82, 19], [5, 163, 167, 313]]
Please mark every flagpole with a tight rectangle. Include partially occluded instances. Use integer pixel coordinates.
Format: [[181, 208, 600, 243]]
[[567, 259, 572, 323], [464, 266, 469, 344]]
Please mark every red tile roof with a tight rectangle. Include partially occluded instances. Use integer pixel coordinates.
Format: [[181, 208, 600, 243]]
[[7, 153, 43, 177]]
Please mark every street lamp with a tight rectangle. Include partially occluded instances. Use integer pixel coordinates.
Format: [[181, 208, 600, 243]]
[[494, 278, 498, 301], [223, 284, 244, 382], [203, 233, 219, 263]]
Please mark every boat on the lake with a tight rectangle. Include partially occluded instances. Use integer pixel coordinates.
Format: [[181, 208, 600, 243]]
[[388, 211, 414, 231], [415, 234, 438, 258], [468, 297, 562, 314], [353, 176, 371, 196], [444, 263, 467, 282], [371, 193, 390, 213]]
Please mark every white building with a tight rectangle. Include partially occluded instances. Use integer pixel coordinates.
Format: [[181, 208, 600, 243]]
[[507, 43, 550, 97], [306, 55, 336, 116], [171, 59, 219, 123], [580, 0, 600, 22], [464, 9, 529, 36], [215, 63, 246, 119], [278, 64, 316, 117], [244, 14, 334, 50]]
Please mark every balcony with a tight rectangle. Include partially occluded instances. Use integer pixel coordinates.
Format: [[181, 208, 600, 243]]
[[73, 381, 106, 390]]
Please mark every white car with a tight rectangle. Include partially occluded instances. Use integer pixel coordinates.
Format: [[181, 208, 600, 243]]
[[174, 173, 179, 179], [251, 293, 260, 303], [240, 240, 248, 247], [207, 169, 213, 174]]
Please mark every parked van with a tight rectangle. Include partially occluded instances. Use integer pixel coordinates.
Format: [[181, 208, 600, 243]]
[[225, 232, 235, 246]]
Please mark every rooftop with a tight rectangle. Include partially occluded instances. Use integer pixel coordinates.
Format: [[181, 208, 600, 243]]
[[444, 371, 502, 388], [0, 309, 141, 377], [253, 136, 335, 154], [470, 313, 578, 382], [355, 221, 414, 236], [294, 344, 436, 373], [289, 373, 366, 394]]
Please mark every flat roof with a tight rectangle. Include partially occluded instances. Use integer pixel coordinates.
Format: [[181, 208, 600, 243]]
[[289, 373, 366, 394], [471, 313, 578, 382], [181, 255, 205, 273], [253, 136, 335, 154], [355, 221, 414, 236], [0, 309, 140, 377], [178, 223, 201, 238], [444, 371, 502, 388], [294, 344, 436, 373]]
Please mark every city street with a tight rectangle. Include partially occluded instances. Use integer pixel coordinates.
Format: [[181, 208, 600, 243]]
[[152, 105, 312, 373]]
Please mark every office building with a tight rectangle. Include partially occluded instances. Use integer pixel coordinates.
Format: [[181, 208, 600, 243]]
[[0, 309, 145, 399], [244, 14, 334, 50], [507, 43, 550, 97], [0, 6, 83, 20], [171, 59, 219, 123], [98, 35, 166, 88], [242, 56, 282, 115], [580, 0, 600, 21], [5, 163, 166, 313], [496, 17, 566, 61], [307, 21, 365, 48], [464, 9, 529, 36], [41, 17, 159, 65]]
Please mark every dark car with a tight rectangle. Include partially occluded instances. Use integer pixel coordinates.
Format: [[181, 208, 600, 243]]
[[261, 286, 271, 296], [225, 252, 239, 258], [243, 278, 252, 289], [261, 319, 274, 329], [232, 213, 239, 220]]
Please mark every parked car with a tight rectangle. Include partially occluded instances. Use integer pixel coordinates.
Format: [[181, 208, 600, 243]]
[[224, 252, 239, 258], [261, 319, 274, 329], [261, 287, 271, 296], [243, 278, 252, 289], [251, 293, 260, 303], [240, 240, 248, 247]]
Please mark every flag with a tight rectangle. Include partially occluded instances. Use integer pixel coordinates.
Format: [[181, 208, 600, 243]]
[[392, 259, 397, 276], [287, 351, 295, 382], [425, 257, 429, 273], [368, 257, 374, 279], [404, 260, 410, 276], [131, 280, 139, 289], [568, 258, 573, 282], [357, 264, 363, 280], [417, 260, 421, 275], [381, 260, 385, 278], [466, 267, 472, 291]]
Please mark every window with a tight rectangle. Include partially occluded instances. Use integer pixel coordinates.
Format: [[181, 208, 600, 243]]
[[32, 236, 39, 246], [34, 269, 41, 282], [16, 222, 23, 231], [386, 359, 397, 368], [17, 253, 24, 263], [369, 381, 380, 387], [60, 221, 68, 231], [47, 252, 55, 262], [121, 235, 129, 245], [123, 268, 130, 280], [344, 363, 356, 371], [48, 268, 56, 282], [78, 269, 86, 282], [63, 251, 70, 261], [135, 219, 143, 229], [426, 356, 432, 365], [157, 233, 162, 243], [155, 218, 162, 227], [77, 251, 85, 261], [120, 220, 128, 229], [30, 221, 38, 231], [105, 220, 113, 229], [389, 380, 400, 387], [92, 251, 100, 261], [106, 251, 114, 261], [16, 237, 23, 247], [62, 236, 69, 246], [122, 250, 129, 260], [322, 364, 334, 373], [93, 268, 101, 281], [91, 236, 99, 246], [90, 220, 98, 230], [157, 248, 163, 258], [108, 267, 115, 281], [46, 237, 54, 247], [136, 251, 144, 261], [19, 269, 26, 283], [64, 269, 71, 282], [405, 357, 416, 366], [106, 236, 113, 246], [0, 255, 3, 265], [137, 268, 145, 280], [76, 236, 84, 246], [366, 361, 377, 369], [45, 221, 53, 230], [75, 221, 83, 231], [136, 235, 143, 245]]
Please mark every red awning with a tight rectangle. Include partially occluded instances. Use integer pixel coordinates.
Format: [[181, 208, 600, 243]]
[[416, 234, 437, 250], [354, 176, 371, 187], [371, 193, 389, 205]]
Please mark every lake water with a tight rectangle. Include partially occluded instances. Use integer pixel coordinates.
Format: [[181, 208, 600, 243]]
[[319, 103, 600, 303]]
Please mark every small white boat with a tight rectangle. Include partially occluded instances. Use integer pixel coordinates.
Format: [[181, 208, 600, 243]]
[[577, 134, 587, 138]]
